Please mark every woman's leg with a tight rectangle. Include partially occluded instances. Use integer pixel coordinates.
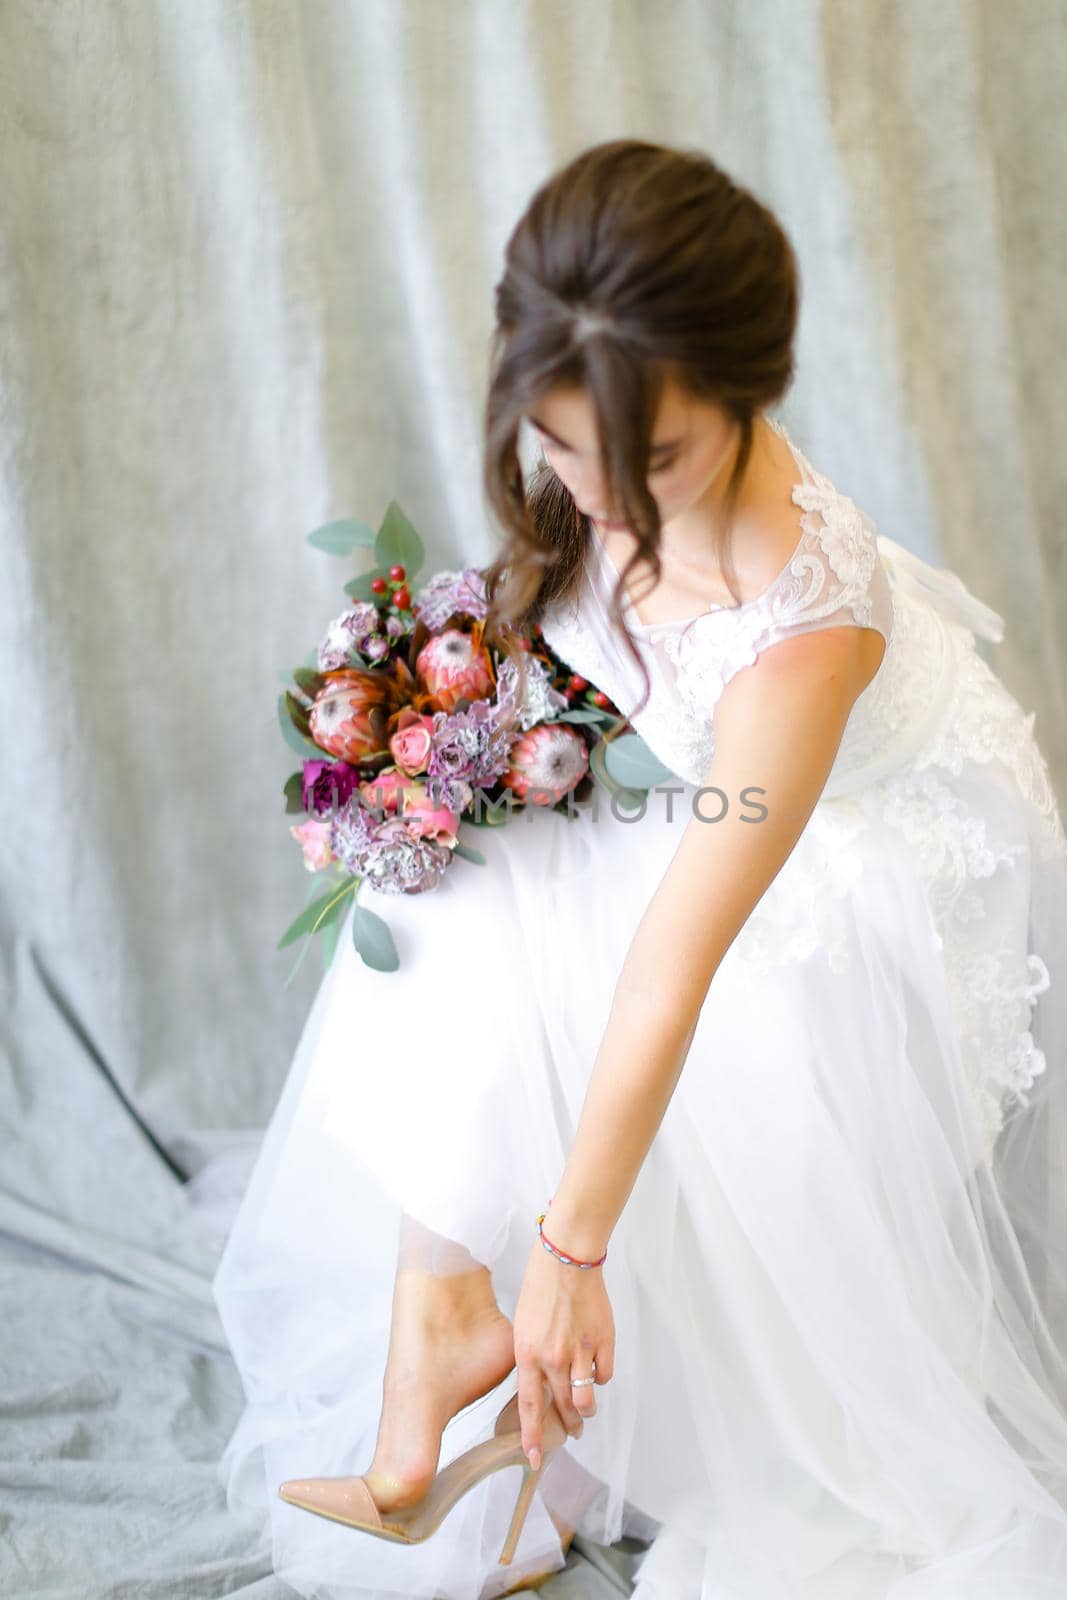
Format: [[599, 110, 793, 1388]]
[[363, 1212, 518, 1510]]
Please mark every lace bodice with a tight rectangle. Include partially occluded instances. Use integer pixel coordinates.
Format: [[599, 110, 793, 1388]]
[[539, 419, 1066, 1155], [538, 418, 1048, 823]]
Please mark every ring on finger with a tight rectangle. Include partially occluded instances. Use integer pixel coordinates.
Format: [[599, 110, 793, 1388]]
[[570, 1361, 597, 1388]]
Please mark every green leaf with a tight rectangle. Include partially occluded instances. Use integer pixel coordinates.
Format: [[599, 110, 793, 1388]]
[[462, 790, 519, 827], [281, 934, 313, 991], [284, 688, 311, 736], [352, 901, 400, 972], [283, 771, 305, 813], [307, 517, 378, 555], [306, 866, 341, 898], [375, 501, 424, 578], [277, 692, 323, 759], [320, 917, 342, 971], [277, 878, 358, 950], [602, 731, 676, 791], [588, 736, 645, 805], [452, 838, 486, 866], [344, 571, 388, 603], [556, 708, 606, 725], [292, 666, 324, 698], [280, 871, 355, 988]]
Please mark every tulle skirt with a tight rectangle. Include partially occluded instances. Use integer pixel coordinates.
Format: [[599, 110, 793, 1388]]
[[212, 746, 1067, 1599]]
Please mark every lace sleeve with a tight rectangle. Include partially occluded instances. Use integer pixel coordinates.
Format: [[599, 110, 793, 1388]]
[[661, 479, 894, 724]]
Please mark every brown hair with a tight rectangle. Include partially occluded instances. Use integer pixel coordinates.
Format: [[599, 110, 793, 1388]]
[[481, 138, 799, 726]]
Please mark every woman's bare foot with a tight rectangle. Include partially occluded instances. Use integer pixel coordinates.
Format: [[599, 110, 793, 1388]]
[[361, 1266, 525, 1514]]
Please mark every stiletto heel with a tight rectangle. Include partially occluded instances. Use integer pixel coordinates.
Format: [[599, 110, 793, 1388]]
[[497, 1456, 546, 1565], [277, 1383, 571, 1570]]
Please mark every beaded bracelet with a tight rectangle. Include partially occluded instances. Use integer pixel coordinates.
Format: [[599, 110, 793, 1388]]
[[535, 1203, 608, 1269]]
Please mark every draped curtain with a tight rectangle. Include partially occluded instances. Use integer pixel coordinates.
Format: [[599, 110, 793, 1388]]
[[1, 3, 1064, 1593]]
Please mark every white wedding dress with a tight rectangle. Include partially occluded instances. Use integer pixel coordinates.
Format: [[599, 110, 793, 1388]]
[[213, 419, 1067, 1599]]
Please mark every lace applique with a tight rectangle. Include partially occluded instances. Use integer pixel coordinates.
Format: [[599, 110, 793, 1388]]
[[725, 763, 1055, 1158], [539, 434, 1061, 1158], [947, 948, 1050, 1154], [856, 769, 1055, 1154], [722, 801, 870, 985], [862, 769, 1007, 924], [913, 624, 1067, 864], [657, 477, 886, 747]]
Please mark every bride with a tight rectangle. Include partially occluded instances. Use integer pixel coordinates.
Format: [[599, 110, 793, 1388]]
[[213, 138, 1067, 1599]]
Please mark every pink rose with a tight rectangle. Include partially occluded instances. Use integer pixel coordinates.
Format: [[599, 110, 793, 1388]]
[[358, 765, 420, 815], [400, 783, 462, 846], [389, 709, 436, 775], [500, 723, 589, 805], [290, 817, 336, 872], [416, 629, 494, 713]]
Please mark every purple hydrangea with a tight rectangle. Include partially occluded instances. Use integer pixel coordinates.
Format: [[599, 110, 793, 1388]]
[[493, 654, 568, 731], [329, 801, 452, 894], [317, 600, 409, 670], [426, 700, 515, 807], [414, 567, 489, 631]]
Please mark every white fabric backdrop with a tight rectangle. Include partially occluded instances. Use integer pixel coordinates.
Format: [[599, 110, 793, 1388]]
[[1, 3, 1065, 1596]]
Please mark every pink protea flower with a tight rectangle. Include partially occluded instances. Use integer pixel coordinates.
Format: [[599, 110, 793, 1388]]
[[308, 668, 398, 764], [389, 709, 436, 775], [358, 765, 421, 815], [290, 817, 336, 871], [400, 784, 462, 846], [416, 628, 494, 714], [500, 722, 589, 805]]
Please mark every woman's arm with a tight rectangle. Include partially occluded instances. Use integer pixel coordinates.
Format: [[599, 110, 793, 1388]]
[[545, 624, 878, 1261]]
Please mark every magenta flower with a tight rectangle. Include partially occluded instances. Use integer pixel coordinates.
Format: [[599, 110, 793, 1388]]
[[302, 758, 359, 816]]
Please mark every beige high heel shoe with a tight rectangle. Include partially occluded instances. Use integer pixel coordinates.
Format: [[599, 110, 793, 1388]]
[[278, 1385, 570, 1568]]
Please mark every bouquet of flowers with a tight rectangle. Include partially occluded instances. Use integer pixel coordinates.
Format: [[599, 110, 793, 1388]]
[[277, 501, 662, 978]]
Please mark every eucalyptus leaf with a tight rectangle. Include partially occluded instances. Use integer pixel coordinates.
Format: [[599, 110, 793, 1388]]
[[588, 736, 645, 805], [281, 934, 313, 991], [352, 902, 400, 972], [320, 917, 342, 971], [556, 708, 606, 725], [277, 878, 357, 949], [375, 502, 424, 578], [277, 693, 324, 759], [283, 771, 305, 813], [307, 517, 378, 555], [284, 688, 311, 735], [306, 867, 342, 899], [602, 731, 676, 790], [344, 571, 388, 603], [292, 667, 323, 698]]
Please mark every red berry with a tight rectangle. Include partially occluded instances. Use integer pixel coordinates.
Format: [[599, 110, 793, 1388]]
[[569, 674, 589, 691], [370, 576, 388, 594], [389, 564, 406, 582], [592, 691, 610, 708], [393, 586, 411, 610]]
